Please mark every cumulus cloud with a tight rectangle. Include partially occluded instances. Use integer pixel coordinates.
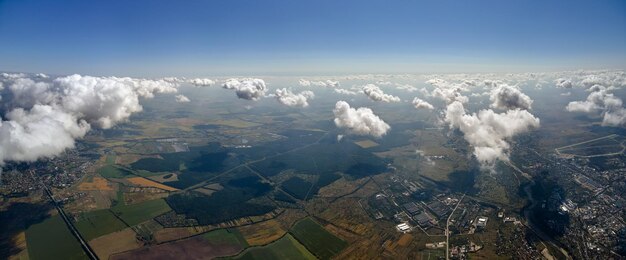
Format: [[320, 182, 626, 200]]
[[566, 85, 626, 126], [0, 105, 90, 162], [299, 79, 340, 88], [489, 84, 533, 110], [0, 73, 179, 164], [430, 87, 468, 104], [425, 78, 469, 104], [334, 88, 358, 95], [188, 78, 215, 87], [222, 78, 267, 100], [445, 101, 540, 169], [412, 98, 434, 110], [362, 84, 400, 102], [274, 88, 314, 107], [175, 94, 190, 103], [333, 101, 390, 138], [555, 78, 573, 88]]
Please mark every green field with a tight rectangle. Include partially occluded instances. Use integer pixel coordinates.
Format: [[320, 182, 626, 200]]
[[26, 215, 87, 260], [111, 199, 171, 226], [98, 165, 134, 179], [202, 228, 249, 248], [290, 218, 348, 260], [74, 209, 127, 241], [105, 154, 117, 165], [231, 234, 315, 260]]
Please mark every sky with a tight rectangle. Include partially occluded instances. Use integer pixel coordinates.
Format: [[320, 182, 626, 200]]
[[0, 0, 625, 77]]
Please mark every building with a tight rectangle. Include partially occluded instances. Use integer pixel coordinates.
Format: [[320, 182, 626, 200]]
[[396, 223, 411, 233], [476, 216, 488, 228]]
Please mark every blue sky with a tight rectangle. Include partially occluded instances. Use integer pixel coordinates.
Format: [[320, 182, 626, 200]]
[[0, 0, 625, 76]]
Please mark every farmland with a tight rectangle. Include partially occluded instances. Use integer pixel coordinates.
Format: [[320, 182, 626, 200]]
[[111, 199, 171, 226], [74, 209, 128, 241], [230, 234, 315, 260], [127, 177, 178, 191], [98, 165, 134, 179], [26, 215, 87, 260], [89, 228, 140, 259], [238, 220, 286, 246], [290, 218, 348, 259], [110, 232, 246, 259], [77, 176, 113, 191], [202, 228, 249, 248]]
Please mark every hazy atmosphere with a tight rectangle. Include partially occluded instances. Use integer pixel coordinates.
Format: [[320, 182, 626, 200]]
[[1, 1, 625, 260]]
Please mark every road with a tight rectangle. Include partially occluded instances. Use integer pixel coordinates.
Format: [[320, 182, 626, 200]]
[[32, 170, 99, 260], [445, 194, 465, 260]]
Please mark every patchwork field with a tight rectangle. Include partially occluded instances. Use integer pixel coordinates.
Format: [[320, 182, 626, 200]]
[[211, 119, 261, 128], [289, 217, 348, 260], [111, 231, 246, 260], [230, 234, 315, 260], [74, 209, 128, 241], [237, 220, 286, 246], [98, 165, 134, 179], [89, 228, 140, 260], [26, 215, 87, 260], [127, 177, 178, 191], [202, 229, 249, 248], [78, 176, 114, 191], [111, 199, 171, 226]]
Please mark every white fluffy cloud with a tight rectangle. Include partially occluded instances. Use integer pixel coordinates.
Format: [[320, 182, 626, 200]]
[[333, 101, 390, 138], [175, 94, 190, 103], [222, 78, 267, 100], [445, 101, 540, 169], [274, 88, 314, 107], [555, 78, 573, 88], [566, 85, 626, 126], [188, 78, 215, 87], [489, 84, 533, 110], [425, 79, 469, 104], [412, 97, 434, 110], [0, 73, 179, 164], [362, 84, 400, 102], [334, 88, 358, 95], [299, 79, 340, 88]]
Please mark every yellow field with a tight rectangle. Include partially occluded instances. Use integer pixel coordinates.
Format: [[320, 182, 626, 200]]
[[90, 228, 141, 260], [238, 220, 286, 246], [354, 140, 379, 148], [127, 177, 178, 192], [78, 177, 113, 191], [7, 232, 27, 260], [397, 234, 413, 247]]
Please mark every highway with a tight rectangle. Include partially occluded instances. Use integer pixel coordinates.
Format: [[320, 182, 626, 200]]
[[445, 194, 465, 260], [32, 170, 99, 260]]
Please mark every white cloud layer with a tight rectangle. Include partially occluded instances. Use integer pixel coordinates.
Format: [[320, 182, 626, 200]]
[[299, 79, 340, 88], [222, 78, 267, 100], [175, 94, 190, 103], [188, 78, 215, 87], [0, 74, 179, 164], [333, 101, 390, 137], [412, 97, 434, 110], [489, 84, 533, 110], [274, 88, 314, 107], [566, 85, 626, 126], [362, 84, 400, 102], [445, 101, 540, 169]]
